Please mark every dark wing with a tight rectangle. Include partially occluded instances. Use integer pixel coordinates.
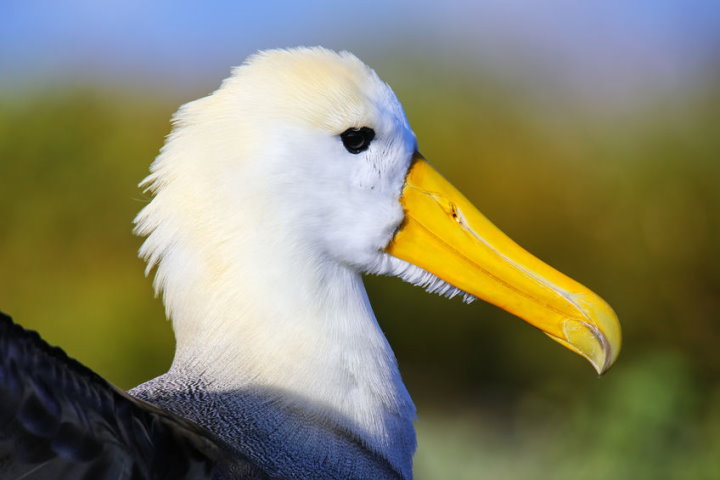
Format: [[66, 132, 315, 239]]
[[0, 312, 267, 480]]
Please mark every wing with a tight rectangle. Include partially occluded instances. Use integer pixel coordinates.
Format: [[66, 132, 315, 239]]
[[0, 312, 267, 480]]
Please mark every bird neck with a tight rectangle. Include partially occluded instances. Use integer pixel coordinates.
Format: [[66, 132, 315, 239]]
[[162, 234, 416, 477]]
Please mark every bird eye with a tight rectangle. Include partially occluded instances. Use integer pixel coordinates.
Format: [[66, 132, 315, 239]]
[[340, 127, 375, 154]]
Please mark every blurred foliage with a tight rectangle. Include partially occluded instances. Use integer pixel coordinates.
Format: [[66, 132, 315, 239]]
[[416, 352, 720, 479], [1, 65, 719, 478]]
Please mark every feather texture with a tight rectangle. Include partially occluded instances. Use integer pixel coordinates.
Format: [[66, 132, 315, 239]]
[[0, 312, 268, 479]]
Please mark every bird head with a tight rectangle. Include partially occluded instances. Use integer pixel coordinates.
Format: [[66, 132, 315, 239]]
[[136, 47, 620, 374]]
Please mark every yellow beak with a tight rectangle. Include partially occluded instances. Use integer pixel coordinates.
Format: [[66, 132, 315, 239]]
[[385, 155, 621, 374]]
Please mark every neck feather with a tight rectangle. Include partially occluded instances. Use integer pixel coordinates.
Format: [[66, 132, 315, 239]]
[[137, 201, 417, 474]]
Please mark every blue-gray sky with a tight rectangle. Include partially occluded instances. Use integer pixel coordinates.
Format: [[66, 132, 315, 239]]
[[2, 1, 719, 107]]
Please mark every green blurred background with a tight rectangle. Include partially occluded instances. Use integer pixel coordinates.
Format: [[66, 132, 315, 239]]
[[2, 2, 719, 479]]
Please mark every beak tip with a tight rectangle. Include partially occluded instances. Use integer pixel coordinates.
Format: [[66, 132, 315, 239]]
[[588, 323, 619, 376], [565, 294, 621, 376], [547, 306, 621, 376], [592, 350, 614, 376]]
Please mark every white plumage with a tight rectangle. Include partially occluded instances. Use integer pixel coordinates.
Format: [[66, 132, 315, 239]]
[[133, 47, 457, 478]]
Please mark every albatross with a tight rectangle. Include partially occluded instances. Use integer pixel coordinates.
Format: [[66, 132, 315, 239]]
[[0, 47, 621, 479]]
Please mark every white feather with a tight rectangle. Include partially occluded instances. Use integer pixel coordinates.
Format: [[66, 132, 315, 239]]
[[134, 47, 471, 477]]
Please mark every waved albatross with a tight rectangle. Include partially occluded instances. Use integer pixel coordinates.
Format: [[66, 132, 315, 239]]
[[0, 47, 621, 480]]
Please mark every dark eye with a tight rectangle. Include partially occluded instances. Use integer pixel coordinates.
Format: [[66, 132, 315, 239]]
[[340, 127, 375, 154]]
